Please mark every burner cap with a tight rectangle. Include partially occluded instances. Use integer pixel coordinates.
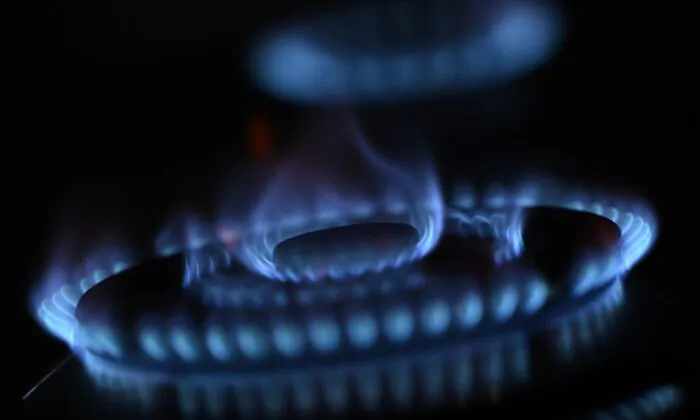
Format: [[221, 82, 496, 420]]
[[273, 222, 419, 278]]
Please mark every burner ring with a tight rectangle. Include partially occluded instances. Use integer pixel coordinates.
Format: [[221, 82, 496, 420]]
[[187, 206, 517, 289], [31, 198, 642, 417], [234, 199, 444, 282], [34, 182, 657, 351], [70, 202, 631, 376], [73, 256, 623, 375], [73, 259, 558, 371], [31, 180, 656, 419]]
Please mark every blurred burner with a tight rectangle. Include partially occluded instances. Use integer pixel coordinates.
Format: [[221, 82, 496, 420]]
[[250, 0, 563, 102]]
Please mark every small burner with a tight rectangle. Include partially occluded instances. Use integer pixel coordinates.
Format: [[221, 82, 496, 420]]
[[236, 199, 443, 283], [272, 222, 419, 279]]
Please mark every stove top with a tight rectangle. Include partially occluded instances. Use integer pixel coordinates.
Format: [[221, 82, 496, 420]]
[[22, 0, 693, 418]]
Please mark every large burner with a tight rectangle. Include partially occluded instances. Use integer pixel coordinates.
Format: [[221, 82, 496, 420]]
[[30, 180, 657, 417]]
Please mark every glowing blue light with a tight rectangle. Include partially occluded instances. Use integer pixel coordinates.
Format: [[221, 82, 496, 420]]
[[553, 279, 625, 361], [590, 385, 682, 420], [236, 198, 444, 282], [77, 263, 621, 380], [79, 279, 625, 417], [446, 204, 525, 264], [251, 2, 563, 103], [156, 214, 218, 258], [30, 178, 658, 417], [455, 291, 484, 328], [33, 258, 136, 346], [420, 299, 451, 336]]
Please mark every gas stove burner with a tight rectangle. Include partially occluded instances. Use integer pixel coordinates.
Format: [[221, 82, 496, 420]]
[[30, 180, 657, 417], [250, 0, 562, 103]]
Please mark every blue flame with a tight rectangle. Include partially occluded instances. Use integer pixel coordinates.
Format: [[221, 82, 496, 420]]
[[233, 116, 444, 282], [448, 185, 525, 264], [155, 213, 219, 258], [452, 181, 657, 295], [251, 1, 562, 103], [79, 278, 624, 417], [75, 192, 631, 375], [589, 385, 682, 420], [104, 274, 622, 370], [31, 243, 136, 346], [32, 179, 657, 350]]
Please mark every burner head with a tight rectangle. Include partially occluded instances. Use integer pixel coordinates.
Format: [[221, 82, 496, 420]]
[[272, 222, 419, 278], [236, 200, 443, 283]]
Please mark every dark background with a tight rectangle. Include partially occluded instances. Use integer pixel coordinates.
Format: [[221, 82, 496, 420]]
[[18, 0, 693, 414]]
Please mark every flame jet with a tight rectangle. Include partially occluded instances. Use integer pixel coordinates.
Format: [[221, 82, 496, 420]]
[[234, 111, 444, 282]]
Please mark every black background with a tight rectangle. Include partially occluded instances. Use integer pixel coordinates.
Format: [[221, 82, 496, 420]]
[[18, 0, 694, 415]]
